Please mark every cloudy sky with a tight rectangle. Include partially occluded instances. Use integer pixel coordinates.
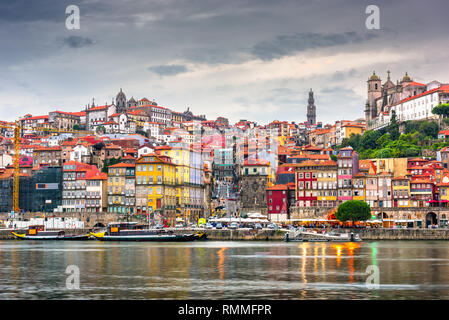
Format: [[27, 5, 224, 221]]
[[1, 0, 448, 125]]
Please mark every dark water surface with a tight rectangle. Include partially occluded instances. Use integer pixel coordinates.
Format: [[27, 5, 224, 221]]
[[1, 240, 449, 299]]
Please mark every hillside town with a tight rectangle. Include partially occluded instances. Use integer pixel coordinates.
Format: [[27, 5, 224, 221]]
[[1, 71, 449, 228]]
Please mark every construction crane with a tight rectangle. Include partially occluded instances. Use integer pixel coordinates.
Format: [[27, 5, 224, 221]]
[[0, 121, 93, 213]]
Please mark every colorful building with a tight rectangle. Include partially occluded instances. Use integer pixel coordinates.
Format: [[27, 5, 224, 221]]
[[295, 160, 337, 207], [337, 147, 359, 203], [135, 154, 177, 224], [107, 162, 135, 215], [392, 176, 411, 208]]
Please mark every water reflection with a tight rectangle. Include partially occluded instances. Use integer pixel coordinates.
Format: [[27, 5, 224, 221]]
[[1, 241, 449, 299]]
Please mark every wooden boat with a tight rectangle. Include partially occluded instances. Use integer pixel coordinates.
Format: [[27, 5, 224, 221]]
[[285, 230, 362, 242], [90, 222, 207, 242], [11, 225, 90, 240]]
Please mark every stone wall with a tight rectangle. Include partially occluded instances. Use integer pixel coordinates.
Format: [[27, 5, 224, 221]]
[[0, 212, 131, 228], [339, 228, 449, 240]]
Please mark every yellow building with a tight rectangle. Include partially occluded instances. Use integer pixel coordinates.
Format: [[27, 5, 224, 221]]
[[392, 176, 411, 207], [437, 174, 449, 202], [352, 173, 366, 201], [107, 163, 136, 215], [316, 161, 338, 207], [341, 124, 365, 139], [156, 142, 205, 221], [369, 158, 408, 177], [135, 154, 177, 224]]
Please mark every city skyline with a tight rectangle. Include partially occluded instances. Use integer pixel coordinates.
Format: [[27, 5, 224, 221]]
[[1, 0, 449, 124]]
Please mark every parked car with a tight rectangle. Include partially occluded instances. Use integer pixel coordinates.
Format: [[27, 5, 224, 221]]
[[229, 222, 238, 229], [175, 223, 185, 228], [215, 223, 223, 229], [205, 223, 214, 229], [268, 223, 280, 230], [254, 223, 263, 230], [154, 224, 164, 229]]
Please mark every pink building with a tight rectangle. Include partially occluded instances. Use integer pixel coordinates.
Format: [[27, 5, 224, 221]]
[[337, 146, 359, 203]]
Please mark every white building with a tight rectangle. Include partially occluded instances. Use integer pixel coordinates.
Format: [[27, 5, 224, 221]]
[[138, 145, 155, 157], [392, 83, 449, 122], [70, 143, 90, 163], [86, 104, 117, 130]]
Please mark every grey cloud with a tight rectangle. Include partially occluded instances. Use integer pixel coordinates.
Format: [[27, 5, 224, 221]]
[[62, 36, 94, 48], [148, 64, 189, 76], [251, 32, 378, 60]]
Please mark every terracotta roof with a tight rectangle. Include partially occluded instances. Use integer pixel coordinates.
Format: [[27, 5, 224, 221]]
[[297, 160, 337, 167], [85, 173, 107, 180], [34, 146, 62, 151], [108, 162, 135, 168], [396, 85, 449, 105], [88, 105, 109, 111], [20, 115, 49, 121], [266, 184, 289, 191]]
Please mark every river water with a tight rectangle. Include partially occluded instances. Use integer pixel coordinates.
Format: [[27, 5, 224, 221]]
[[1, 240, 449, 299]]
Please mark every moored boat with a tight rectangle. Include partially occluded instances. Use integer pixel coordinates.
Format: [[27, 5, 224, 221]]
[[11, 225, 90, 240], [90, 222, 206, 242], [285, 229, 362, 242]]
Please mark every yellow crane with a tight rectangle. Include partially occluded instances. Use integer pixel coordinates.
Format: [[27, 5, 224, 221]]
[[0, 121, 93, 213]]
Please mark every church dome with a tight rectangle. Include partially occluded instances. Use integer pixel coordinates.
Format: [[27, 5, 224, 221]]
[[402, 72, 412, 82], [369, 71, 380, 81]]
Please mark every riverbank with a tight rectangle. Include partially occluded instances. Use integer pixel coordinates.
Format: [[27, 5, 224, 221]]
[[2, 228, 449, 240]]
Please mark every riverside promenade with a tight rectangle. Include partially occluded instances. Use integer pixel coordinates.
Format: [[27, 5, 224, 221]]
[[2, 228, 449, 240]]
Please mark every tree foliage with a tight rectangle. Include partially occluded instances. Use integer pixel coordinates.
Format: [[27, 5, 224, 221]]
[[387, 110, 400, 140], [432, 103, 449, 117], [336, 200, 371, 224], [102, 157, 122, 173], [339, 119, 443, 159]]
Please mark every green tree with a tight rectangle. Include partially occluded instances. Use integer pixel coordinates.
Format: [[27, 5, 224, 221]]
[[419, 121, 438, 139], [360, 130, 382, 150], [376, 133, 392, 148], [73, 124, 81, 131], [387, 110, 400, 140], [432, 103, 449, 117], [336, 200, 371, 226]]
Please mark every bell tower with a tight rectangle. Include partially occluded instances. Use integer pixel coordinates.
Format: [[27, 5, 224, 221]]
[[307, 88, 316, 125], [367, 71, 382, 121]]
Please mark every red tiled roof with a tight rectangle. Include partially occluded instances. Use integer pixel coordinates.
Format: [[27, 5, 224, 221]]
[[88, 105, 109, 111], [266, 184, 289, 191], [396, 85, 449, 105], [108, 162, 135, 168], [297, 160, 337, 167], [85, 173, 107, 180], [34, 146, 62, 151]]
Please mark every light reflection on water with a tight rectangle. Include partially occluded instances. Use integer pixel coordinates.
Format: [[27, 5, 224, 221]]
[[1, 240, 449, 299]]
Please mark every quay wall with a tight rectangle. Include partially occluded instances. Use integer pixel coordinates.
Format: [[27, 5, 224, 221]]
[[3, 228, 449, 241]]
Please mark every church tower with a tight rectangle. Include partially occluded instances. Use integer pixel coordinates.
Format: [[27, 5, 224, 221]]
[[116, 88, 127, 114], [307, 88, 316, 125], [366, 71, 382, 122]]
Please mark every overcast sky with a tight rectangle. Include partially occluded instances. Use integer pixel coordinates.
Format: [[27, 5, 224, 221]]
[[1, 0, 448, 125]]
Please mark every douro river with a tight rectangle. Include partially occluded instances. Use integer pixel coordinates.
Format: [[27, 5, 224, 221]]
[[1, 240, 448, 299]]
